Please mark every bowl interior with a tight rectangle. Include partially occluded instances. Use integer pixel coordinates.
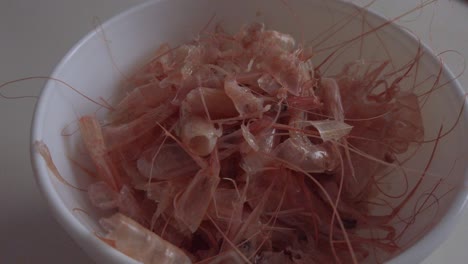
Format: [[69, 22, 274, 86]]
[[32, 0, 468, 263]]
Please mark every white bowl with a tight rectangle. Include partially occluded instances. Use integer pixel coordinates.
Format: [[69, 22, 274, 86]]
[[30, 0, 468, 263]]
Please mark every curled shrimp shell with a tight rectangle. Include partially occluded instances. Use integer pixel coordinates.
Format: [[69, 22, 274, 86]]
[[257, 73, 282, 96], [174, 151, 220, 232], [178, 115, 222, 156], [137, 144, 198, 180], [79, 115, 121, 191], [182, 87, 238, 119], [104, 102, 177, 150], [100, 213, 192, 264], [283, 108, 339, 172], [241, 123, 260, 152], [224, 77, 265, 117], [111, 81, 175, 123], [274, 138, 337, 172], [241, 124, 278, 173], [302, 120, 353, 142], [262, 53, 305, 96], [321, 78, 345, 121]]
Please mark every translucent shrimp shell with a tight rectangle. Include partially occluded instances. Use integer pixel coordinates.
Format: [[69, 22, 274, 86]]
[[100, 213, 192, 264]]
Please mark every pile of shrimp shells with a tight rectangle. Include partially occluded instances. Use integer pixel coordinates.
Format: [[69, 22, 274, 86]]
[[77, 23, 426, 264]]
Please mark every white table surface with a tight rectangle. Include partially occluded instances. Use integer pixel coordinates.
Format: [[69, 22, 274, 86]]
[[0, 0, 467, 263]]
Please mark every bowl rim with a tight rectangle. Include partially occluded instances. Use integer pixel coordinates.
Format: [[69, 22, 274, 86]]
[[30, 0, 468, 263]]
